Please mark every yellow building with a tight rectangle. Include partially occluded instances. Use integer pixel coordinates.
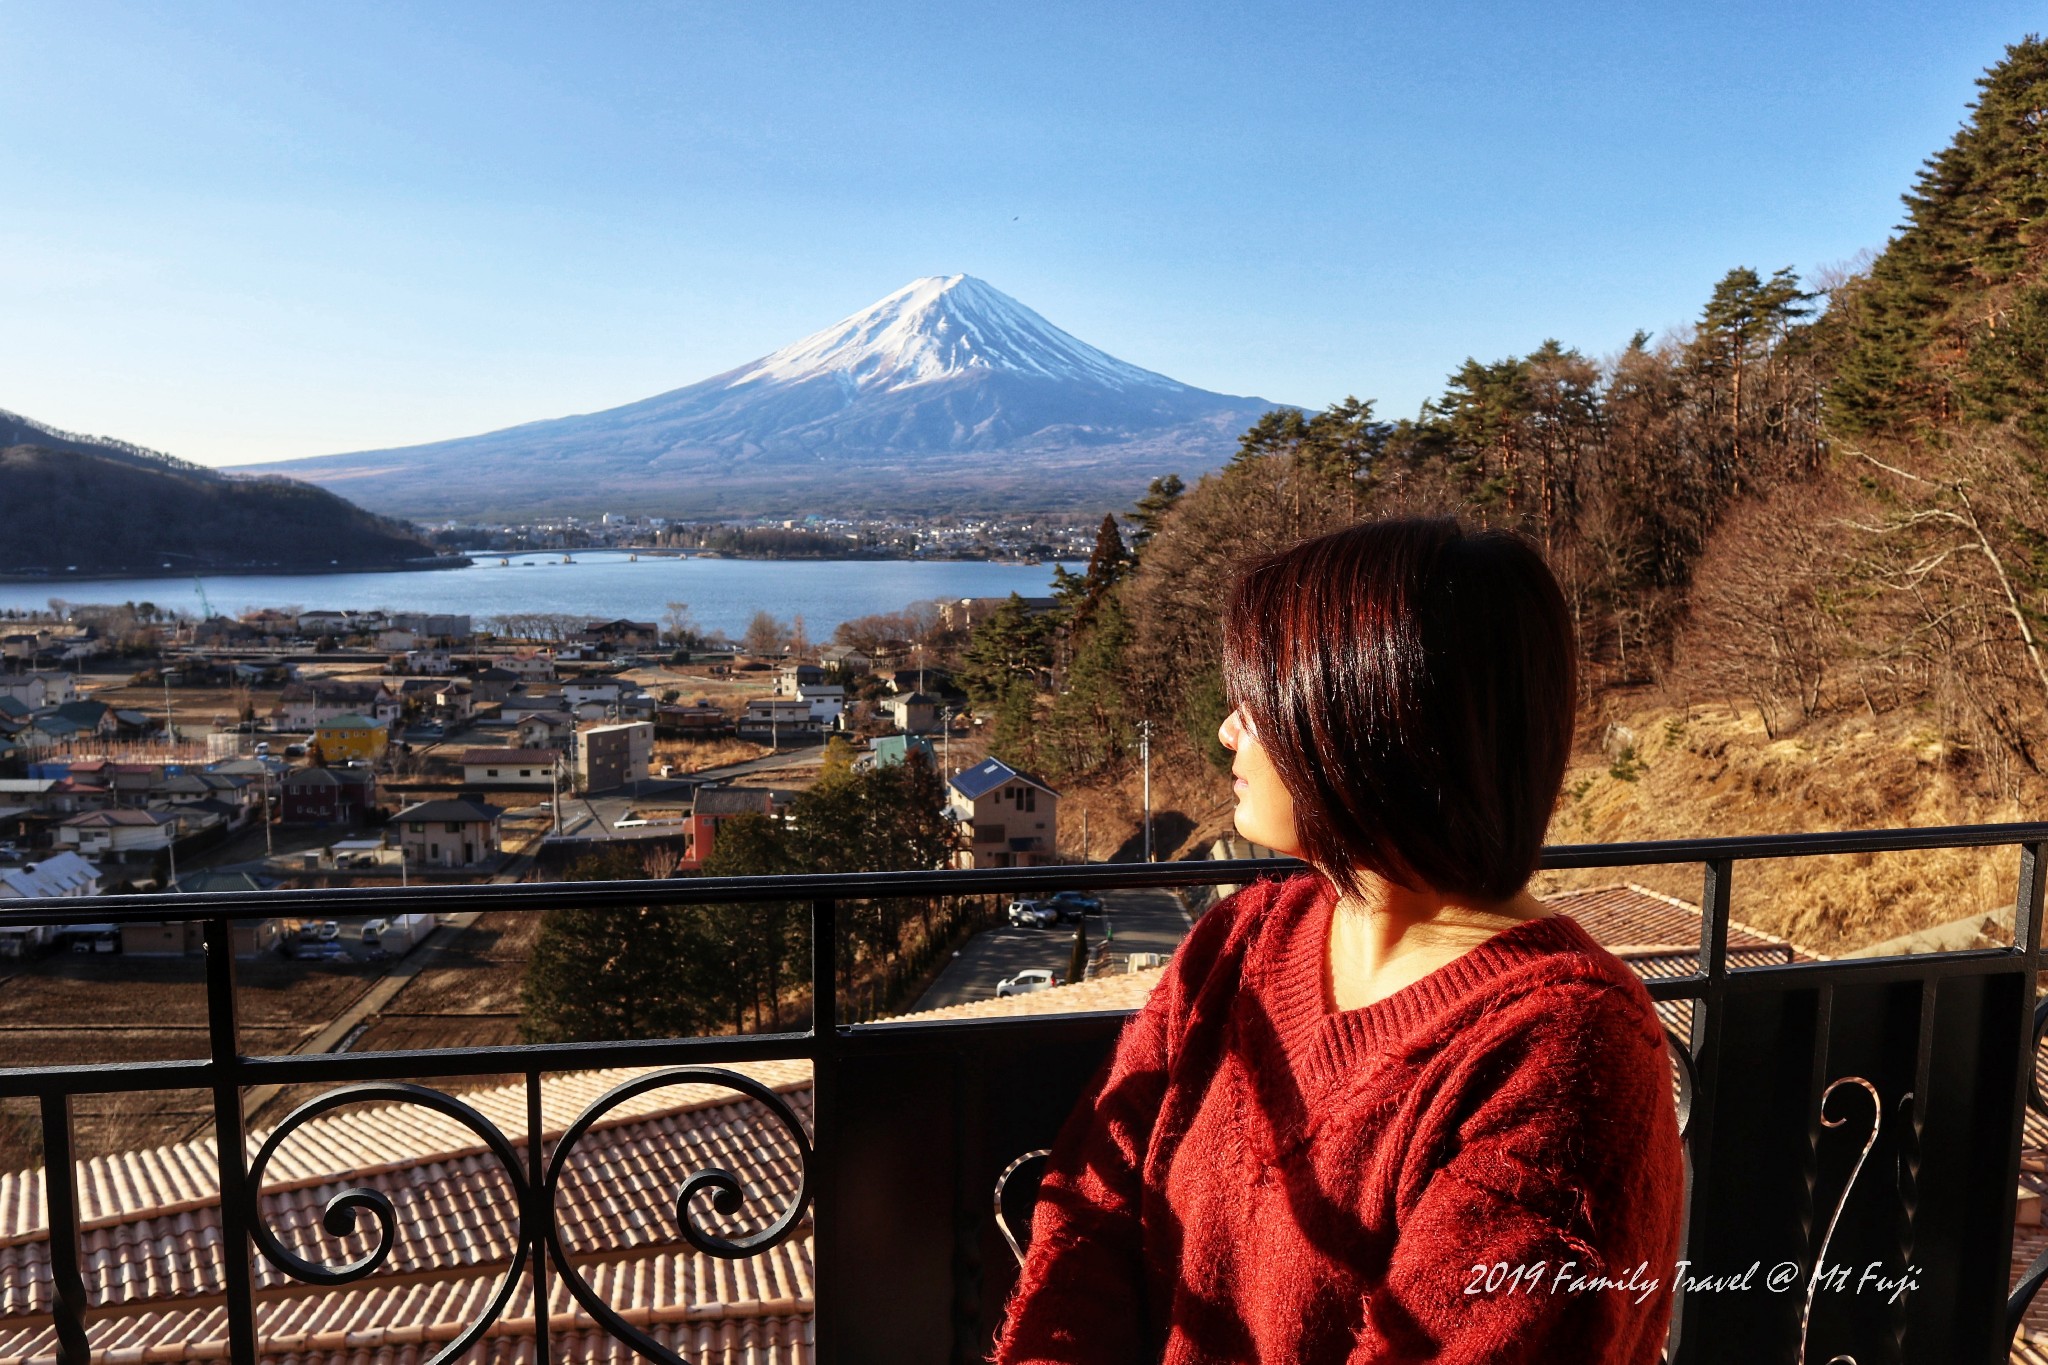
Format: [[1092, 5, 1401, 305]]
[[314, 712, 389, 763]]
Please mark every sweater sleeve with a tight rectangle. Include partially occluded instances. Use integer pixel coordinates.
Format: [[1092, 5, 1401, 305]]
[[991, 886, 1260, 1365], [1351, 979, 1685, 1365]]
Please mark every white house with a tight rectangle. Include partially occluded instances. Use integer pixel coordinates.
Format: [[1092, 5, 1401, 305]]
[[498, 652, 556, 682], [458, 747, 561, 788], [276, 681, 401, 730], [563, 679, 640, 709], [56, 809, 178, 858], [946, 757, 1059, 868], [0, 673, 77, 708]]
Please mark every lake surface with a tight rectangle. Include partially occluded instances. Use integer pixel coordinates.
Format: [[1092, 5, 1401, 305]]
[[0, 553, 1082, 638]]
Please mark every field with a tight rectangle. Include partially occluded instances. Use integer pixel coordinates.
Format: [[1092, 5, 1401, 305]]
[[0, 951, 379, 1168]]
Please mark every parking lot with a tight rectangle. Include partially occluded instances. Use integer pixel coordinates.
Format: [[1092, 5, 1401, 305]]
[[912, 886, 1192, 1011]]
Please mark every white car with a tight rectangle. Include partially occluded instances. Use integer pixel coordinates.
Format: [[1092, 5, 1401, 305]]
[[996, 968, 1060, 998]]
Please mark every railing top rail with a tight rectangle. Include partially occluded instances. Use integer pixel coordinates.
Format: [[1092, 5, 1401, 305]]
[[3, 822, 2046, 928]]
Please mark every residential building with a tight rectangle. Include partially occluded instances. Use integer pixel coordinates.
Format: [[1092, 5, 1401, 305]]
[[581, 620, 659, 650], [562, 679, 640, 710], [0, 673, 77, 708], [497, 651, 556, 682], [570, 722, 654, 795], [393, 798, 503, 868], [172, 873, 283, 957], [737, 699, 820, 743], [946, 757, 1059, 868], [818, 644, 872, 675], [858, 734, 936, 770], [121, 919, 204, 956], [682, 786, 776, 868], [879, 691, 943, 735], [472, 667, 522, 703], [404, 648, 454, 674], [0, 852, 100, 957], [774, 664, 826, 697], [276, 681, 400, 730], [56, 809, 177, 859], [655, 700, 730, 737], [459, 747, 560, 789], [513, 711, 577, 750], [937, 596, 1058, 632], [278, 767, 378, 825], [313, 714, 389, 764], [388, 612, 472, 640]]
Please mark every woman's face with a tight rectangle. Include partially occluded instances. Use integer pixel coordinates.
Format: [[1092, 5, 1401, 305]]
[[1218, 706, 1302, 855]]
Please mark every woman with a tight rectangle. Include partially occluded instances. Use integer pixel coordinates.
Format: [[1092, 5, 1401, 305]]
[[994, 517, 1684, 1365]]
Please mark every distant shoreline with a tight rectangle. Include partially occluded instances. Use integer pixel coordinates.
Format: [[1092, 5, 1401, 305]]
[[0, 556, 473, 586]]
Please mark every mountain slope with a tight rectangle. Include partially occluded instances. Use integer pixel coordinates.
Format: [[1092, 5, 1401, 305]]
[[0, 409, 447, 579], [234, 276, 1280, 520]]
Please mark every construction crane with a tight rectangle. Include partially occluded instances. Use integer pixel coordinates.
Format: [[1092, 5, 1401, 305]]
[[191, 574, 214, 621]]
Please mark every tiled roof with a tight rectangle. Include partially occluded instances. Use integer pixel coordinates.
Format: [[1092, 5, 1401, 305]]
[[692, 789, 775, 817], [6, 883, 2041, 1365]]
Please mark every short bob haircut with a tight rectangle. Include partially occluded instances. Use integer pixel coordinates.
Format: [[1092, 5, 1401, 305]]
[[1222, 516, 1576, 904]]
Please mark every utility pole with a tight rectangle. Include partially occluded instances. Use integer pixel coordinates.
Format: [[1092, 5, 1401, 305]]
[[1139, 719, 1153, 863], [262, 769, 273, 858]]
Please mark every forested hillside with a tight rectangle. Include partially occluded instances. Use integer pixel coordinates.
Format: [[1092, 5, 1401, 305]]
[[0, 410, 446, 577], [951, 36, 2048, 950]]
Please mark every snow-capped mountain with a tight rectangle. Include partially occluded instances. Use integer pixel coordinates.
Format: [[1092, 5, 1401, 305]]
[[734, 275, 1191, 394], [235, 276, 1279, 519]]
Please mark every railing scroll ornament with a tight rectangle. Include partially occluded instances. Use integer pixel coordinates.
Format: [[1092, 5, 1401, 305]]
[[541, 1066, 815, 1365], [1797, 1076, 1881, 1365], [247, 1082, 531, 1365]]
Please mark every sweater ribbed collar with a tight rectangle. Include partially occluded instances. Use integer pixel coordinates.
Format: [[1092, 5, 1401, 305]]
[[1256, 873, 1607, 1087]]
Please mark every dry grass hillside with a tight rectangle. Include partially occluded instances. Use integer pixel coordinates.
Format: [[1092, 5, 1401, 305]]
[[1535, 699, 2037, 955], [1057, 697, 2036, 959]]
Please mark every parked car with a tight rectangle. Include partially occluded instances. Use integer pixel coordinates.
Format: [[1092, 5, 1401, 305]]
[[1007, 899, 1058, 928], [360, 918, 390, 946], [996, 968, 1061, 998], [1047, 890, 1103, 917]]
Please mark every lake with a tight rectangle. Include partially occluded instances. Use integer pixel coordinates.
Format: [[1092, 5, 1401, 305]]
[[0, 552, 1083, 638]]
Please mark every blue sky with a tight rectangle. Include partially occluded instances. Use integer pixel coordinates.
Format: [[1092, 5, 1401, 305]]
[[1, 2, 2037, 466]]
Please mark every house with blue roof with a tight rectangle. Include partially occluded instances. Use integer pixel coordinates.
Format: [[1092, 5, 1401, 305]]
[[945, 756, 1059, 868]]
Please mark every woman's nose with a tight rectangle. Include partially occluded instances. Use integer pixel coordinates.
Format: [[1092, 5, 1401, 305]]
[[1218, 707, 1243, 751]]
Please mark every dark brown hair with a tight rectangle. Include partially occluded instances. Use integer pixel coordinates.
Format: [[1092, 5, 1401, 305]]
[[1222, 516, 1576, 903]]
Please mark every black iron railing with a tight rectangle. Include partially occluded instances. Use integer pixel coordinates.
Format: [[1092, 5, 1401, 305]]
[[2, 825, 2047, 1364]]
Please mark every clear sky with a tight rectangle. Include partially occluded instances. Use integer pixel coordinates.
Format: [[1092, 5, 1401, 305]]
[[2, 2, 2038, 467]]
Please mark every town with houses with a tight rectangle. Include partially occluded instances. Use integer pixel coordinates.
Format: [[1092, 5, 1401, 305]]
[[0, 597, 1082, 963]]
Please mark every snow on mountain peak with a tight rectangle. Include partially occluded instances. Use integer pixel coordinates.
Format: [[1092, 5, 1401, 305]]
[[731, 274, 1190, 395]]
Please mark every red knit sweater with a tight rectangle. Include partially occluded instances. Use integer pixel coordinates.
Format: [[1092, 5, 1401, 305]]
[[993, 873, 1685, 1365]]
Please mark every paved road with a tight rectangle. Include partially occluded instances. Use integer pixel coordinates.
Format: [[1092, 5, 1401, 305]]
[[913, 887, 1191, 1011]]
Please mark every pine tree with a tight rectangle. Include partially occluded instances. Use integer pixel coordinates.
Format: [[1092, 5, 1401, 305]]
[[1833, 37, 2048, 434], [519, 849, 705, 1043], [956, 593, 1051, 704], [1129, 474, 1185, 553]]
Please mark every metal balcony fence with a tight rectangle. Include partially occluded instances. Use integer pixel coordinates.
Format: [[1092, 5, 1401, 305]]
[[3, 824, 2048, 1364]]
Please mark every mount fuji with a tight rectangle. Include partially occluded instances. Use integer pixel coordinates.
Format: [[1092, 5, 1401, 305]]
[[233, 276, 1280, 520]]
